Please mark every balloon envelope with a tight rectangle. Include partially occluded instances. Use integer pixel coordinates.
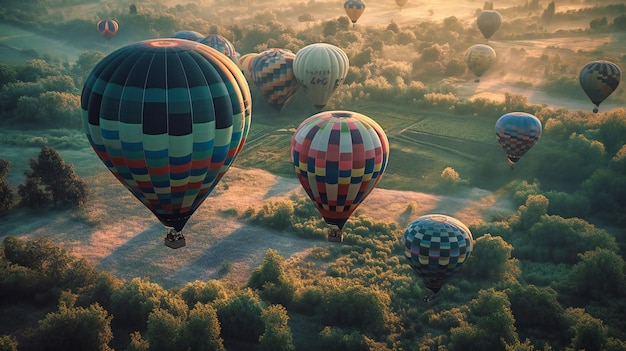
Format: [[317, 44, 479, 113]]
[[97, 20, 119, 40], [495, 112, 542, 164], [344, 0, 366, 24], [250, 48, 300, 110], [198, 34, 238, 63], [171, 30, 204, 41], [293, 43, 349, 110], [579, 60, 621, 113], [402, 214, 473, 294], [395, 0, 408, 8], [291, 110, 389, 229], [81, 39, 252, 233], [464, 44, 496, 78], [477, 10, 502, 40], [237, 53, 259, 83]]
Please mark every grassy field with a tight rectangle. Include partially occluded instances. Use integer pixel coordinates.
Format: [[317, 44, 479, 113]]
[[233, 99, 504, 192]]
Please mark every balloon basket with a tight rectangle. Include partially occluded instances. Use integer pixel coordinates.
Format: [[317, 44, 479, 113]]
[[423, 293, 437, 303], [165, 229, 186, 249], [165, 238, 186, 249], [327, 226, 343, 243]]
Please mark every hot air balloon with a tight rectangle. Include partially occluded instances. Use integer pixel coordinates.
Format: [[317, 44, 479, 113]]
[[171, 30, 204, 41], [237, 52, 259, 83], [250, 48, 300, 112], [477, 10, 502, 40], [495, 112, 542, 167], [344, 0, 366, 25], [81, 39, 252, 248], [395, 0, 408, 8], [291, 110, 389, 242], [579, 60, 621, 113], [402, 214, 473, 302], [464, 44, 496, 82], [293, 43, 349, 110], [198, 34, 238, 63], [97, 20, 119, 41]]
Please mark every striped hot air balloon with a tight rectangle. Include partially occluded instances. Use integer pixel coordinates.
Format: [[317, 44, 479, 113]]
[[495, 112, 542, 166], [402, 214, 473, 300], [97, 20, 119, 40], [291, 110, 389, 242], [237, 52, 259, 83], [579, 60, 621, 113], [250, 48, 300, 111], [81, 39, 252, 248], [198, 34, 238, 63], [171, 30, 205, 41]]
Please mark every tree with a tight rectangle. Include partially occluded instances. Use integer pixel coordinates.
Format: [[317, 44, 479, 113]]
[[248, 249, 297, 306], [318, 284, 390, 337], [563, 248, 626, 300], [125, 332, 149, 351], [440, 166, 460, 186], [527, 215, 618, 264], [145, 308, 184, 351], [260, 304, 294, 351], [565, 308, 607, 351], [541, 1, 555, 23], [180, 303, 225, 351], [0, 64, 17, 87], [515, 194, 549, 231], [505, 283, 566, 341], [216, 289, 265, 343], [451, 289, 519, 351], [463, 234, 518, 281], [318, 327, 370, 351], [109, 277, 187, 332], [179, 280, 226, 308], [0, 159, 13, 214], [23, 146, 88, 208], [590, 17, 608, 30], [0, 335, 18, 351], [17, 176, 50, 208], [33, 291, 113, 351]]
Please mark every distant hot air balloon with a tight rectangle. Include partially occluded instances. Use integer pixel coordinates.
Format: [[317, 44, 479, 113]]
[[291, 110, 389, 242], [171, 30, 204, 41], [344, 0, 366, 25], [250, 48, 300, 112], [81, 39, 252, 248], [198, 34, 238, 63], [402, 214, 473, 301], [579, 60, 621, 113], [495, 112, 542, 167], [97, 20, 119, 40], [464, 44, 496, 82], [293, 43, 349, 110], [395, 0, 408, 9], [238, 53, 259, 83], [477, 10, 502, 40]]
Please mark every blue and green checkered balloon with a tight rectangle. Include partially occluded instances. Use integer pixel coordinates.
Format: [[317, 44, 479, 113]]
[[402, 214, 473, 294], [81, 38, 252, 234]]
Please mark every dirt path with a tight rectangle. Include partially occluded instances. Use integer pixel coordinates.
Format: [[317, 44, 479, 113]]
[[2, 149, 513, 288]]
